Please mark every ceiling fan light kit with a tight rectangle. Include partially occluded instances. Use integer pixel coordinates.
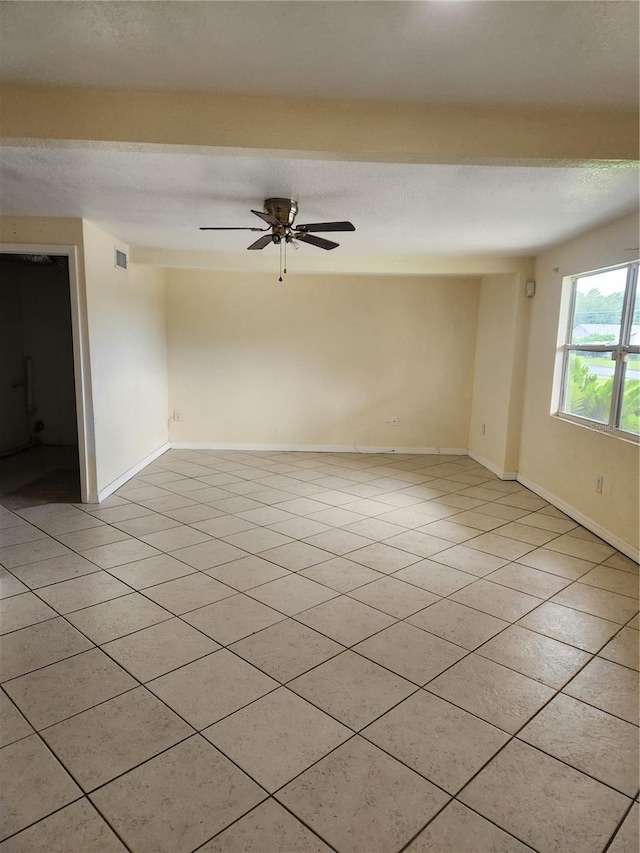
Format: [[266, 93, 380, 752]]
[[200, 198, 355, 280]]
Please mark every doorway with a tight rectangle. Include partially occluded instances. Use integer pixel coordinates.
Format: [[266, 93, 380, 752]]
[[0, 252, 81, 507]]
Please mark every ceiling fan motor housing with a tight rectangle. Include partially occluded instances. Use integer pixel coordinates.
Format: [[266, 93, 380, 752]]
[[264, 198, 298, 226]]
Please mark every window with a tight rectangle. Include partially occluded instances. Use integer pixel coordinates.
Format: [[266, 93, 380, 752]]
[[559, 261, 639, 439]]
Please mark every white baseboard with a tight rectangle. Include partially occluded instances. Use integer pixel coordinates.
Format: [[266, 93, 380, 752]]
[[169, 442, 469, 455], [95, 443, 171, 503], [468, 451, 517, 480], [517, 474, 639, 563]]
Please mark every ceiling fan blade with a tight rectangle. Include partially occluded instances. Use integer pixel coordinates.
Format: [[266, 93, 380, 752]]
[[296, 233, 339, 251], [247, 234, 275, 250], [251, 209, 281, 227], [200, 226, 268, 231], [295, 221, 355, 233]]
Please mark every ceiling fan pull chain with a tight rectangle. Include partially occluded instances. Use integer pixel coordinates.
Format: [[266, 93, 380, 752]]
[[279, 239, 283, 282], [283, 238, 287, 276]]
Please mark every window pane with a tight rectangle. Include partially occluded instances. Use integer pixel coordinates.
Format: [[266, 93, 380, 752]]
[[619, 353, 640, 435], [632, 275, 640, 344], [563, 351, 614, 424], [571, 267, 627, 345]]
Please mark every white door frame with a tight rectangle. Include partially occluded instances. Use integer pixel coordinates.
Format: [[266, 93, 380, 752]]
[[0, 242, 97, 502]]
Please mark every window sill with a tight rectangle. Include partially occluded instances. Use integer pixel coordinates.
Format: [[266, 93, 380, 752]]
[[553, 412, 639, 445]]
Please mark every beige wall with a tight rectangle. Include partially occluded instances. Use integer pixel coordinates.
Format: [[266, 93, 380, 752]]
[[519, 212, 640, 554], [166, 270, 479, 450], [469, 272, 532, 476], [82, 221, 168, 491]]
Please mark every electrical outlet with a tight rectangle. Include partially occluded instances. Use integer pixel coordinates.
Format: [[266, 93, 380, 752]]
[[595, 475, 603, 494], [173, 410, 182, 422], [390, 416, 398, 426], [481, 423, 486, 436]]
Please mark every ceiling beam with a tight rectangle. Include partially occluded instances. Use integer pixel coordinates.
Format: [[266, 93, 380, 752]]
[[1, 86, 637, 166]]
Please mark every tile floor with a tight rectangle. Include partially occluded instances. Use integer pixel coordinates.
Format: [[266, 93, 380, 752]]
[[0, 449, 638, 853]]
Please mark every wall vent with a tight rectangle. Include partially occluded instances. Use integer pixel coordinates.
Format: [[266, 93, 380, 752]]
[[114, 247, 128, 271]]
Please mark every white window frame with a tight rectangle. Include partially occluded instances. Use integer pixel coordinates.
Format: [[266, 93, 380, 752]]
[[558, 260, 639, 442]]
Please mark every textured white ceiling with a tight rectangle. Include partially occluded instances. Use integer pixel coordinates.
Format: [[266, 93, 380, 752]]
[[1, 0, 638, 109], [1, 146, 637, 256]]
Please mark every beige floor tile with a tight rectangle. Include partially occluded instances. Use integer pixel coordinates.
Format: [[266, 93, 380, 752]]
[[347, 542, 422, 573], [0, 525, 47, 548], [348, 576, 439, 618], [0, 617, 93, 683], [342, 517, 406, 541], [551, 582, 638, 624], [184, 593, 286, 645], [518, 511, 577, 534], [139, 495, 198, 512], [139, 525, 212, 551], [493, 521, 559, 546], [406, 800, 531, 852], [427, 654, 554, 733], [269, 517, 333, 540], [599, 627, 640, 670], [308, 507, 368, 528], [42, 687, 193, 791], [205, 555, 289, 590], [408, 598, 509, 649], [170, 539, 248, 570], [148, 649, 277, 729], [270, 497, 330, 516], [394, 559, 476, 596], [204, 687, 351, 792], [416, 519, 482, 544], [36, 572, 131, 615], [477, 625, 591, 688], [56, 525, 131, 550], [363, 690, 508, 793], [380, 530, 452, 560], [302, 529, 374, 556], [300, 557, 382, 592], [459, 739, 630, 853], [288, 650, 415, 730], [223, 528, 294, 555], [487, 562, 571, 598], [199, 799, 332, 853], [580, 565, 639, 599], [163, 504, 223, 523], [17, 506, 102, 536], [90, 736, 265, 853], [192, 515, 257, 537], [355, 622, 465, 685], [229, 619, 343, 683], [88, 504, 153, 524], [604, 553, 640, 573], [211, 497, 265, 515], [102, 618, 219, 682], [106, 553, 196, 589], [259, 541, 334, 570], [563, 657, 639, 724], [444, 510, 506, 531], [450, 579, 542, 622], [545, 533, 616, 564], [276, 736, 448, 853], [517, 600, 620, 652], [66, 593, 172, 644], [519, 693, 639, 796], [142, 572, 235, 615], [81, 539, 161, 569], [608, 803, 639, 853], [0, 735, 81, 841], [247, 574, 337, 615], [3, 647, 136, 730], [0, 568, 28, 600], [466, 532, 535, 561], [296, 596, 396, 645], [517, 547, 596, 580], [0, 592, 56, 635], [237, 506, 296, 526], [112, 513, 183, 537], [495, 493, 547, 512], [0, 690, 33, 748], [8, 553, 101, 590], [0, 798, 127, 852], [430, 544, 509, 576]]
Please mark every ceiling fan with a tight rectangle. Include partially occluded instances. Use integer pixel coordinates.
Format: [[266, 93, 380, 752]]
[[200, 198, 355, 280]]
